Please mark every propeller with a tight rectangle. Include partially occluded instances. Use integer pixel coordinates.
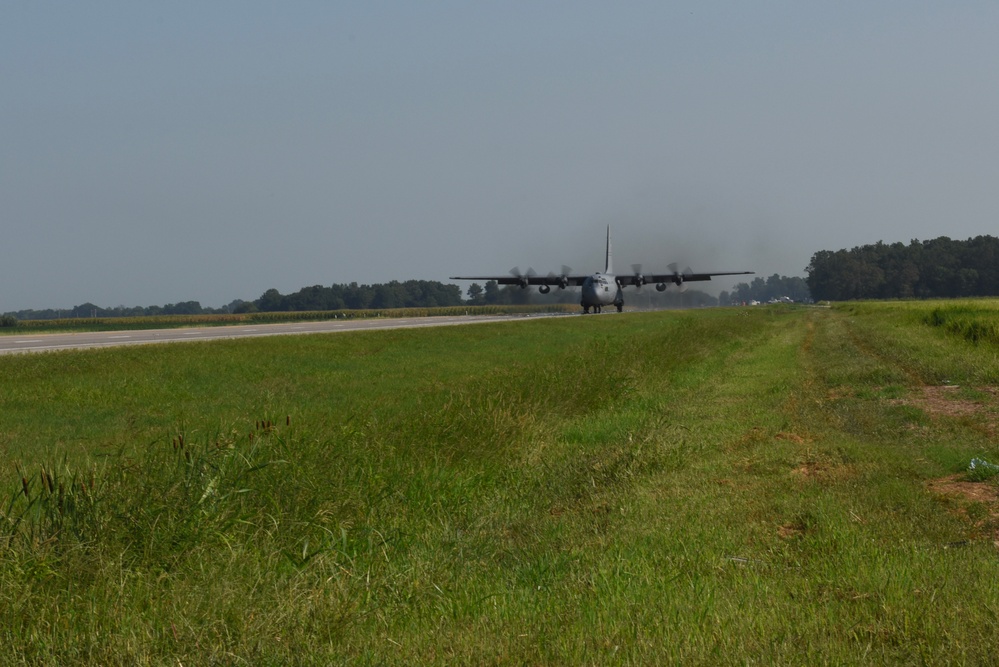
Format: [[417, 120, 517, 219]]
[[558, 265, 573, 289], [631, 263, 646, 289], [509, 266, 536, 289], [667, 263, 691, 292]]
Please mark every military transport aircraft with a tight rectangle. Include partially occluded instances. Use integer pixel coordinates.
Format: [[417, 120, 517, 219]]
[[451, 227, 753, 314]]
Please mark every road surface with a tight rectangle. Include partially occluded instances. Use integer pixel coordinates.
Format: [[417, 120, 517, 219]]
[[0, 314, 560, 355]]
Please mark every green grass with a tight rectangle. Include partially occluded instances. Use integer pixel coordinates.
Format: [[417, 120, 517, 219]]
[[3, 304, 999, 664]]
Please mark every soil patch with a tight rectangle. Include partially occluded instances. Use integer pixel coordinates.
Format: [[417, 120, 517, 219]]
[[892, 386, 999, 433], [928, 474, 999, 546], [927, 474, 999, 505], [912, 386, 983, 418], [791, 460, 855, 483]]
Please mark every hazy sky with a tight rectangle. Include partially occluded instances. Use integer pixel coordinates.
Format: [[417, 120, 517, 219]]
[[4, 2, 998, 311]]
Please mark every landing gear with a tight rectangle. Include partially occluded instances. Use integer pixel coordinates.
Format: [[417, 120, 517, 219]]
[[581, 303, 602, 314], [616, 303, 624, 313]]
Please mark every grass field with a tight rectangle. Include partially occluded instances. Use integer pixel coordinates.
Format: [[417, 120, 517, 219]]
[[2, 302, 999, 664]]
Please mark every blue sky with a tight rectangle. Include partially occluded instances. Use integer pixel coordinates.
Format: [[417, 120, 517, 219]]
[[3, 2, 998, 310]]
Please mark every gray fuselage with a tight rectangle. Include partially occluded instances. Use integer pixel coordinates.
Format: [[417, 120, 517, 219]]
[[581, 273, 623, 308]]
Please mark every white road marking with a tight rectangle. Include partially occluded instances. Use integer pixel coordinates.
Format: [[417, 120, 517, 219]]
[[109, 335, 131, 339], [15, 339, 44, 343]]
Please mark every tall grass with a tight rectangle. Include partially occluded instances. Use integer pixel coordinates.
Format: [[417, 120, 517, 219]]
[[922, 303, 999, 345], [3, 304, 999, 663]]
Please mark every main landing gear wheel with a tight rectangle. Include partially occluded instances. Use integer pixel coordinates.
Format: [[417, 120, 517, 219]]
[[616, 304, 623, 312]]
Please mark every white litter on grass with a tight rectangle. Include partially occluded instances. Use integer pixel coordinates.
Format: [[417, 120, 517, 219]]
[[967, 457, 999, 480]]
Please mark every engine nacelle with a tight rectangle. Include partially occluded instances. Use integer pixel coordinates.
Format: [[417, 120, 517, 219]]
[[538, 284, 551, 294], [655, 282, 668, 292]]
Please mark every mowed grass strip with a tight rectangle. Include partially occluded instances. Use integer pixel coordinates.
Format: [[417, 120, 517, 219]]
[[2, 305, 999, 664]]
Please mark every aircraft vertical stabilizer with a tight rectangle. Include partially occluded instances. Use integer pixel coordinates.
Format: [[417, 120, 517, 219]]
[[604, 225, 613, 274]]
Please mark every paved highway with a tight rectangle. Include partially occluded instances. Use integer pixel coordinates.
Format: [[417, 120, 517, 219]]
[[0, 314, 559, 355]]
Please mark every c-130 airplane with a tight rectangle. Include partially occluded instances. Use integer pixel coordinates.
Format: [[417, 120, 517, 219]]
[[451, 227, 753, 314]]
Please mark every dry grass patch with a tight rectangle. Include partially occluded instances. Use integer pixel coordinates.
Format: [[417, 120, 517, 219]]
[[911, 386, 983, 418], [790, 460, 856, 483], [927, 475, 999, 505], [895, 385, 999, 418], [775, 431, 810, 444], [777, 522, 806, 539], [928, 474, 999, 545]]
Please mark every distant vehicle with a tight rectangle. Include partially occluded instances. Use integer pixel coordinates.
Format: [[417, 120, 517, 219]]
[[451, 227, 754, 314]]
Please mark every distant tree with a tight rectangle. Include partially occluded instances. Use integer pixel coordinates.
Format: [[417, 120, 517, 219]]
[[162, 301, 203, 315], [467, 283, 484, 304], [730, 274, 811, 303], [483, 280, 501, 304], [258, 288, 285, 312], [71, 303, 103, 318]]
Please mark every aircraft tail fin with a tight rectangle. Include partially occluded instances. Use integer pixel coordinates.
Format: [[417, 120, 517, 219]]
[[605, 225, 613, 274]]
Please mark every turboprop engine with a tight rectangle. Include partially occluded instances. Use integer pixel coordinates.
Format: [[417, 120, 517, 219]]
[[667, 263, 692, 290], [509, 267, 536, 289], [542, 266, 572, 293]]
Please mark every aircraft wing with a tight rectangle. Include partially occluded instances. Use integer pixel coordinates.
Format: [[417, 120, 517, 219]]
[[648, 269, 755, 283], [621, 270, 754, 287], [449, 274, 589, 288]]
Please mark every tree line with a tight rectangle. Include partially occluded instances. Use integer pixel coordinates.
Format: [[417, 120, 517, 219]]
[[4, 275, 811, 323], [805, 235, 999, 301], [719, 275, 812, 305], [5, 300, 233, 321], [246, 280, 464, 312], [4, 281, 467, 320]]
